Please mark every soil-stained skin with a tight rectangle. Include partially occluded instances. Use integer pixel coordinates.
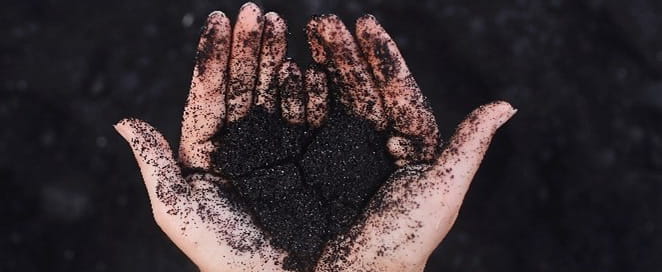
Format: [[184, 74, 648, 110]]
[[171, 5, 450, 271], [204, 11, 443, 272]]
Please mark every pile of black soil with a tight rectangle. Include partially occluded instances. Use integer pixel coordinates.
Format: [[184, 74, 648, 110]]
[[212, 107, 308, 177], [212, 104, 395, 271]]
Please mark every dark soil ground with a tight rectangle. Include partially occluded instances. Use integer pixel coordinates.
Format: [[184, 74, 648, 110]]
[[2, 0, 661, 271]]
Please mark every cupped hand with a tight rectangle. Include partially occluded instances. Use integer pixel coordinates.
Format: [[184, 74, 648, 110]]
[[115, 3, 293, 271], [305, 14, 516, 271]]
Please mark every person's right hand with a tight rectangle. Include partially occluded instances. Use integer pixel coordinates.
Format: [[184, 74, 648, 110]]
[[305, 15, 516, 271]]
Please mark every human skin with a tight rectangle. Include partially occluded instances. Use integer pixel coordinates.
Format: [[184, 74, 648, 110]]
[[114, 2, 516, 272]]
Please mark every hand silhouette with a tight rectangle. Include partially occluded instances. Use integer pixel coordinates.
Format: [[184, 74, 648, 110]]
[[115, 3, 516, 272]]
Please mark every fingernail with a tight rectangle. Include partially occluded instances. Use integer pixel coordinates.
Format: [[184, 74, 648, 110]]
[[358, 14, 377, 23], [493, 101, 517, 128], [264, 11, 280, 20], [240, 2, 259, 10], [113, 119, 133, 141], [208, 11, 226, 20]]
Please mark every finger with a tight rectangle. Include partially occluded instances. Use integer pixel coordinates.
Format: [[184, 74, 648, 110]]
[[114, 119, 190, 223], [307, 15, 386, 129], [304, 66, 328, 128], [356, 15, 439, 161], [179, 11, 231, 171], [278, 60, 305, 125], [254, 12, 287, 112], [304, 18, 326, 63], [432, 101, 517, 218], [226, 2, 264, 123], [305, 17, 350, 108]]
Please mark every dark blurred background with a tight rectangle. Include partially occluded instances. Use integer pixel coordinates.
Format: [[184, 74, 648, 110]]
[[2, 0, 662, 271]]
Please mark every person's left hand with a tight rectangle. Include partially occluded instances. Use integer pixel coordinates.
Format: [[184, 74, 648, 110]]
[[115, 4, 294, 271]]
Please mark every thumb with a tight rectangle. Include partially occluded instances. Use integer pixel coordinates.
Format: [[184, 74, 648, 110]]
[[114, 118, 190, 223], [433, 101, 516, 221]]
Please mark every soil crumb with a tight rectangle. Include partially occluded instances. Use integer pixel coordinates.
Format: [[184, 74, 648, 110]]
[[212, 101, 395, 271]]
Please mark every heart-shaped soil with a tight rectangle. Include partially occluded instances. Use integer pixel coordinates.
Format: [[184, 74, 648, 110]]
[[212, 104, 395, 271]]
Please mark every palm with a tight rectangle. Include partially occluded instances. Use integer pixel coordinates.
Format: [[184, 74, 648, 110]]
[[114, 123, 287, 271], [115, 3, 515, 272], [163, 174, 286, 271]]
